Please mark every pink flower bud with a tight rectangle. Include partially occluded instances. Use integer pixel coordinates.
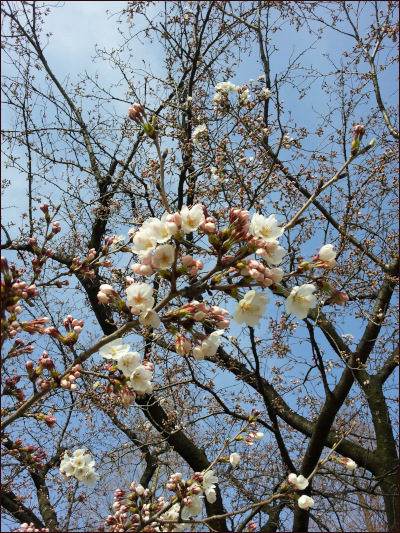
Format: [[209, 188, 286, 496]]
[[193, 311, 206, 321], [130, 264, 142, 275], [139, 265, 153, 276], [43, 415, 57, 428], [70, 383, 78, 391], [140, 252, 153, 265], [97, 292, 109, 304], [135, 484, 144, 495], [181, 255, 194, 266]]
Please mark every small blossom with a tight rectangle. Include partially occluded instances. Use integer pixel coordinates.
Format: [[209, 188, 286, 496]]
[[117, 351, 141, 377], [233, 291, 269, 327], [229, 452, 240, 467], [126, 283, 154, 312], [99, 340, 130, 360], [261, 87, 272, 98], [139, 309, 161, 329], [286, 284, 317, 319], [180, 204, 205, 234], [192, 124, 207, 147], [181, 494, 203, 519], [258, 241, 286, 266], [318, 244, 336, 262], [250, 213, 284, 242], [288, 473, 309, 491], [297, 495, 315, 510], [130, 365, 153, 393], [152, 243, 175, 269]]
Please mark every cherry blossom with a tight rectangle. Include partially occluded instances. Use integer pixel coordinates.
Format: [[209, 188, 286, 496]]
[[117, 351, 141, 377], [258, 241, 286, 266], [126, 283, 154, 312], [192, 124, 207, 147], [318, 244, 336, 262], [288, 473, 309, 491], [130, 365, 153, 393], [249, 213, 284, 242], [59, 450, 99, 488], [286, 284, 317, 319], [229, 452, 240, 467], [233, 290, 270, 327], [297, 495, 315, 510], [99, 340, 130, 360], [139, 309, 161, 329], [152, 243, 175, 269], [192, 330, 224, 361], [180, 204, 205, 233], [181, 494, 203, 519], [131, 228, 158, 254]]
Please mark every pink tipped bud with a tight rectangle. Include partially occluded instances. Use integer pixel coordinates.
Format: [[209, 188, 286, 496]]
[[97, 292, 109, 303], [43, 415, 57, 428], [130, 264, 142, 274], [181, 255, 194, 266], [139, 265, 153, 276]]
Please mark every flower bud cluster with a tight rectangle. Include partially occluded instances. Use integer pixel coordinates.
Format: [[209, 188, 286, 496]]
[[69, 256, 96, 279], [128, 103, 157, 139], [236, 422, 264, 446], [97, 284, 132, 317], [220, 208, 251, 249], [166, 300, 229, 330], [44, 316, 84, 346], [8, 439, 47, 470], [1, 257, 38, 319], [103, 483, 151, 532], [3, 374, 25, 403], [180, 254, 204, 276], [6, 337, 35, 360], [230, 258, 284, 287], [63, 314, 84, 334], [14, 523, 49, 532], [60, 364, 81, 392]]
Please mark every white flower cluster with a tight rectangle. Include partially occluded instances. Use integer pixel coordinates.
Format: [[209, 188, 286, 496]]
[[213, 81, 271, 104], [233, 213, 286, 327], [59, 449, 100, 488], [126, 282, 160, 328], [130, 213, 179, 255], [157, 503, 186, 531], [99, 339, 153, 394], [192, 124, 208, 147]]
